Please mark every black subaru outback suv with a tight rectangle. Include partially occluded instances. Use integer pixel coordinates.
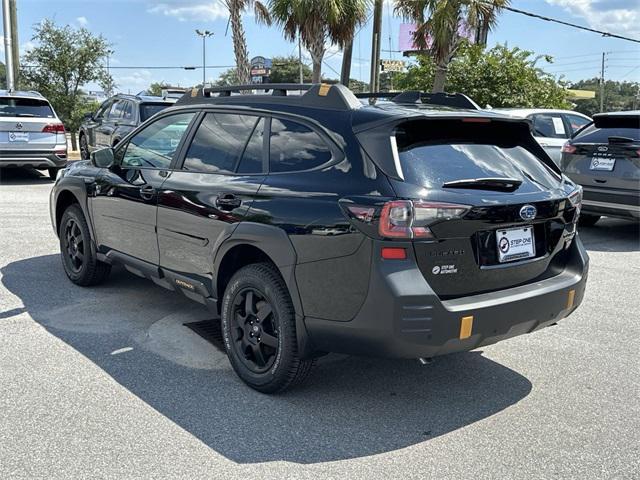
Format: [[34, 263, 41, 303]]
[[50, 84, 589, 393]]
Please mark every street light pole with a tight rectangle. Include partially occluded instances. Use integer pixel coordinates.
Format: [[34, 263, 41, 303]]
[[195, 29, 214, 87]]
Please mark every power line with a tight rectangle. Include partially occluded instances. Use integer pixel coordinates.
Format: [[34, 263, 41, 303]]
[[493, 3, 640, 44]]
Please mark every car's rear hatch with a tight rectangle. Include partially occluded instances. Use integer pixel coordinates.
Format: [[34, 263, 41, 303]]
[[562, 112, 639, 192], [0, 97, 64, 151], [356, 114, 580, 299]]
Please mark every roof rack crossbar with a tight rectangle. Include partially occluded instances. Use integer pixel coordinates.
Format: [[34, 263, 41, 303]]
[[355, 91, 480, 110], [175, 83, 361, 111]]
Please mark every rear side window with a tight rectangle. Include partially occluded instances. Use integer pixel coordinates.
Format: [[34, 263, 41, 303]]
[[140, 103, 171, 122], [108, 100, 125, 119], [531, 113, 567, 139], [565, 113, 590, 134], [269, 118, 332, 172], [394, 119, 560, 190], [237, 118, 265, 174], [0, 97, 54, 118], [122, 101, 134, 121], [183, 113, 260, 174]]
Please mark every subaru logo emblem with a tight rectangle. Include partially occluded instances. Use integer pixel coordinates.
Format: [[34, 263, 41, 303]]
[[519, 205, 537, 221], [597, 146, 608, 152], [15, 122, 23, 130]]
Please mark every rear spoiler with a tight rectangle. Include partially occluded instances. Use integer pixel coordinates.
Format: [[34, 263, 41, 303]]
[[593, 113, 640, 130], [354, 91, 480, 110]]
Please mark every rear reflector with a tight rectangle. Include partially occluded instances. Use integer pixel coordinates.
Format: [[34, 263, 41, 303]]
[[460, 316, 473, 339], [381, 247, 406, 260], [567, 289, 575, 309], [42, 123, 66, 134]]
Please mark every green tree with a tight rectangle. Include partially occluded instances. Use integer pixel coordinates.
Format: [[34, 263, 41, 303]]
[[215, 68, 240, 86], [394, 0, 509, 92], [396, 43, 570, 109], [266, 0, 370, 83], [568, 78, 640, 116], [20, 19, 114, 148], [0, 62, 5, 89], [147, 82, 171, 96], [270, 56, 312, 83]]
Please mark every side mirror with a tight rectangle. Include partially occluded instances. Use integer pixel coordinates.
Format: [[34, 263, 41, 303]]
[[83, 112, 94, 120], [91, 147, 115, 168]]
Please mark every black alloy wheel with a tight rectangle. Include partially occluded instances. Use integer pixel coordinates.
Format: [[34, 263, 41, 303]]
[[63, 217, 85, 273], [80, 134, 90, 160], [231, 288, 280, 373]]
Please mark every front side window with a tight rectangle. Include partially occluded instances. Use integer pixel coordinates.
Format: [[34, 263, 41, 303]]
[[120, 112, 195, 169], [269, 119, 332, 172], [108, 100, 125, 120], [183, 113, 260, 174], [94, 101, 112, 120], [531, 113, 567, 139]]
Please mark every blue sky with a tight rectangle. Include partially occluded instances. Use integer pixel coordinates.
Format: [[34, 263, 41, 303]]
[[3, 0, 640, 94]]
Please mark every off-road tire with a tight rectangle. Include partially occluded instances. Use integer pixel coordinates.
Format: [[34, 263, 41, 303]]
[[59, 204, 111, 286], [221, 262, 314, 393]]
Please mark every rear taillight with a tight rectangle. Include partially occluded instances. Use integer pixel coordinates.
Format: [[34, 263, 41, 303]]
[[561, 142, 576, 154], [42, 123, 65, 134], [379, 200, 469, 239]]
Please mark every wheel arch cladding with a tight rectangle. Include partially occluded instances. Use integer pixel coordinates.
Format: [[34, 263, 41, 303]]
[[55, 190, 80, 235]]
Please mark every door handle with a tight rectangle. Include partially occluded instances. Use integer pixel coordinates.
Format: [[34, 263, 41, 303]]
[[140, 185, 156, 200], [216, 194, 241, 211]]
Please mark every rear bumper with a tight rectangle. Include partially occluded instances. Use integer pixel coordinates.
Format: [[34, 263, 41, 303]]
[[581, 186, 640, 220], [305, 236, 589, 359], [0, 150, 68, 169]]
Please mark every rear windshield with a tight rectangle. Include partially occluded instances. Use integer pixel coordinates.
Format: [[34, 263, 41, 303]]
[[574, 124, 639, 143], [394, 119, 559, 189], [594, 115, 639, 130], [0, 97, 55, 118], [140, 103, 171, 121]]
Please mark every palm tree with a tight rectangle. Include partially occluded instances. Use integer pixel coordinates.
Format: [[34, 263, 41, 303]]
[[395, 0, 509, 92], [224, 0, 271, 85], [266, 0, 369, 83]]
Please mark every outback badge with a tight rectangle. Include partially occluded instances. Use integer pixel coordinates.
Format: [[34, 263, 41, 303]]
[[519, 204, 537, 221]]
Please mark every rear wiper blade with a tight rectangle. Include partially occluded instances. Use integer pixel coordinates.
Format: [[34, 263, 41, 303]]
[[442, 177, 522, 192], [14, 113, 36, 117]]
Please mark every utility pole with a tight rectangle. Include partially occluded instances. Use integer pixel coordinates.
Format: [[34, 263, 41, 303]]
[[9, 0, 17, 87], [599, 52, 606, 113], [340, 39, 353, 87], [2, 0, 15, 91], [195, 29, 213, 87], [369, 0, 383, 93]]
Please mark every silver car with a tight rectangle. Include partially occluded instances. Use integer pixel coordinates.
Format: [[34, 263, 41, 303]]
[[0, 90, 68, 179], [494, 108, 592, 166]]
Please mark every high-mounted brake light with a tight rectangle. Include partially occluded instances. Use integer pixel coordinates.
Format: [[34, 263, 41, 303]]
[[42, 123, 66, 134], [379, 200, 469, 239], [461, 118, 491, 123], [561, 142, 576, 154]]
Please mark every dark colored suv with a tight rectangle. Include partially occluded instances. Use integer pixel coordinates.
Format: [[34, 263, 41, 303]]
[[50, 84, 589, 393], [78, 93, 175, 160], [561, 111, 640, 226]]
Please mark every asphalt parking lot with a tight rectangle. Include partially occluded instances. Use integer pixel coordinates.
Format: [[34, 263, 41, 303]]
[[1, 168, 639, 479]]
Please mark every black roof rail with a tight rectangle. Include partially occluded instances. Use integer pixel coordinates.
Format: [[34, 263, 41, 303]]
[[175, 83, 362, 111], [355, 91, 480, 110]]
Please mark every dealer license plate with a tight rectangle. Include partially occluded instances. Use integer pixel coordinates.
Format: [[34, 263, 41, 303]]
[[589, 157, 615, 171], [496, 226, 535, 263], [8, 132, 29, 142]]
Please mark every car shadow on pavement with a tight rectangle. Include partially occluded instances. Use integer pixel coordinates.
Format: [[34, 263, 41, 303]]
[[578, 217, 640, 253], [1, 254, 533, 465], [0, 168, 53, 185]]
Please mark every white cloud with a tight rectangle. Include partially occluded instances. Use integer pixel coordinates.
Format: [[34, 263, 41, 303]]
[[545, 0, 640, 40], [114, 69, 154, 93], [76, 16, 89, 27], [20, 41, 35, 56], [148, 1, 228, 22]]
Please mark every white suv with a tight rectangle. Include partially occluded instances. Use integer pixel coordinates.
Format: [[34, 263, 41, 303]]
[[0, 90, 68, 179]]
